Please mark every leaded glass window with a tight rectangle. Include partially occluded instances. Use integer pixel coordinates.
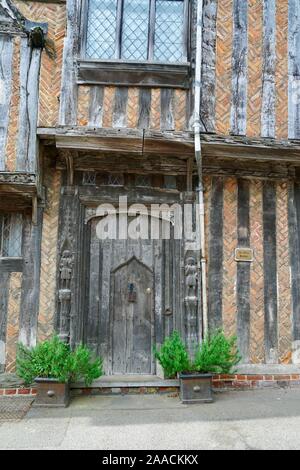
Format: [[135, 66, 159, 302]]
[[135, 175, 151, 187], [82, 172, 96, 185], [85, 0, 188, 63], [122, 0, 149, 61], [0, 213, 23, 257], [86, 0, 118, 60], [154, 1, 184, 61], [107, 173, 124, 186], [100, 173, 124, 186]]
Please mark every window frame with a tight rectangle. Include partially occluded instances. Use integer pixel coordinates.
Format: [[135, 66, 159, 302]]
[[80, 0, 190, 65], [0, 212, 23, 259]]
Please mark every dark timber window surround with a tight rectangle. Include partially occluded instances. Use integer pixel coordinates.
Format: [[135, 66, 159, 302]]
[[78, 0, 191, 88]]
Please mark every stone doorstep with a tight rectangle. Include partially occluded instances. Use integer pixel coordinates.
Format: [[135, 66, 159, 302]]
[[71, 374, 300, 395], [71, 377, 180, 389]]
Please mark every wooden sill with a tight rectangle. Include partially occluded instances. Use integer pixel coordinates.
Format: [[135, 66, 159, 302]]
[[77, 60, 191, 89], [0, 257, 23, 273]]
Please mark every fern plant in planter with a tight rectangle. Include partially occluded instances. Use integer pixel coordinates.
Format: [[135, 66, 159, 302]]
[[155, 330, 241, 404], [17, 336, 103, 407], [180, 330, 241, 404]]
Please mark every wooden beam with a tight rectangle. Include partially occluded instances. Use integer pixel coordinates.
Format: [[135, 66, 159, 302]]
[[113, 88, 129, 128], [230, 0, 248, 135], [137, 88, 151, 129], [0, 36, 13, 170], [0, 272, 10, 371], [263, 181, 278, 363], [261, 0, 276, 138], [201, 0, 217, 133], [19, 209, 43, 347], [0, 193, 33, 211], [59, 0, 79, 125], [77, 60, 190, 89], [88, 86, 104, 127], [207, 177, 224, 329], [186, 157, 193, 192], [289, 182, 300, 343], [160, 89, 175, 131], [0, 258, 23, 273], [38, 127, 300, 161], [236, 179, 250, 362], [288, 0, 300, 139], [17, 40, 41, 172]]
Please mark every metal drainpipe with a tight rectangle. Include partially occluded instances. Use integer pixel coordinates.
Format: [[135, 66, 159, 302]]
[[194, 0, 208, 337]]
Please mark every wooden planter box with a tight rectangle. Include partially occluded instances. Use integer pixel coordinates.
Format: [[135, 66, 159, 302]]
[[179, 372, 213, 404], [34, 378, 70, 408]]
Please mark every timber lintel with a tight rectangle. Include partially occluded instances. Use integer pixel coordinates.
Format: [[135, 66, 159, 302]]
[[0, 257, 23, 273], [0, 172, 38, 209], [37, 127, 300, 166], [0, 172, 37, 192]]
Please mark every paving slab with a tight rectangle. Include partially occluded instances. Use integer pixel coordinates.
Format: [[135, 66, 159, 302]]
[[1, 389, 300, 449]]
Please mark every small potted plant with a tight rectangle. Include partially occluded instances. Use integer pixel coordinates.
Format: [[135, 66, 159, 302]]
[[155, 330, 241, 404], [16, 336, 103, 407], [180, 330, 241, 404]]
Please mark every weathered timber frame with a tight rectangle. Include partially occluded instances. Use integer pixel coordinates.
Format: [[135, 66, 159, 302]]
[[0, 207, 43, 356], [55, 174, 202, 362], [76, 0, 191, 88], [39, 128, 300, 180], [0, 2, 46, 355]]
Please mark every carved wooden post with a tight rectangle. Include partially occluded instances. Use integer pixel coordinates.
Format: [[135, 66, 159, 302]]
[[58, 249, 74, 343], [184, 255, 199, 358], [182, 192, 202, 357], [56, 183, 78, 345]]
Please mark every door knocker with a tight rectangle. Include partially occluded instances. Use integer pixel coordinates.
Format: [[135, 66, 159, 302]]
[[128, 283, 137, 303]]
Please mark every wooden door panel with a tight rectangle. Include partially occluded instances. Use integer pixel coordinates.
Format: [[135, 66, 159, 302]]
[[129, 258, 153, 374], [112, 257, 153, 375], [86, 217, 184, 376], [111, 262, 128, 374]]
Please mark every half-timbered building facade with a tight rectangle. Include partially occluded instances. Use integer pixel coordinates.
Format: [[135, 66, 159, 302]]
[[1, 0, 300, 376]]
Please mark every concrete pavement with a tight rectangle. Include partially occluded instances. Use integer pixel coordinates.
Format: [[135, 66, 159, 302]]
[[1, 389, 300, 450]]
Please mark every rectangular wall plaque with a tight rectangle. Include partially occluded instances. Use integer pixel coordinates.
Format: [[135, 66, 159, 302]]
[[235, 248, 253, 262]]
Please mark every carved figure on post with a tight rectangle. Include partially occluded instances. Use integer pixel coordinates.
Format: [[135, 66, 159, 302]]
[[58, 249, 74, 342], [184, 256, 199, 357]]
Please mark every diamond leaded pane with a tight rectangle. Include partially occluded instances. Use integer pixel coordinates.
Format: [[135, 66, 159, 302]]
[[104, 173, 124, 186], [122, 0, 150, 61], [82, 172, 96, 186], [135, 175, 151, 187], [86, 0, 118, 59], [1, 214, 10, 257], [154, 0, 184, 62], [8, 214, 22, 257], [0, 213, 22, 257]]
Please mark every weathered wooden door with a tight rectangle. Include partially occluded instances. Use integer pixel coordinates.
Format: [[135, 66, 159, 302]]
[[112, 257, 153, 374], [85, 216, 183, 376]]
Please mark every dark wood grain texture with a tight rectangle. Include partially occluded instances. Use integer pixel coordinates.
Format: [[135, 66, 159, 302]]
[[230, 0, 248, 135], [207, 177, 224, 329], [263, 181, 278, 363], [236, 179, 250, 362]]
